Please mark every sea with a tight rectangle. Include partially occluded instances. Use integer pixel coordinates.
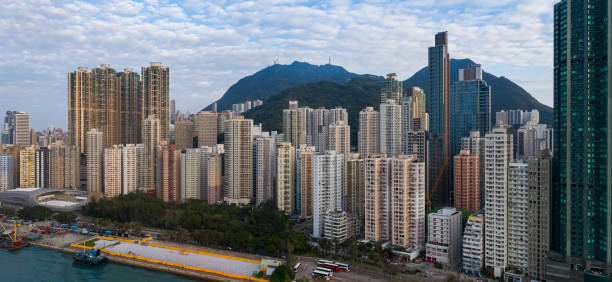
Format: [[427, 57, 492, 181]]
[[0, 247, 196, 282]]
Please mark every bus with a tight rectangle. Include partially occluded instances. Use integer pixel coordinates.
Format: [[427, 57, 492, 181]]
[[317, 259, 334, 265], [334, 262, 351, 272], [315, 267, 334, 277], [292, 262, 302, 272], [312, 270, 331, 280], [319, 263, 340, 272]]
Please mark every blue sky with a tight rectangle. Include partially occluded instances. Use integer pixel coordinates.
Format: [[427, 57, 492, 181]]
[[0, 0, 555, 130]]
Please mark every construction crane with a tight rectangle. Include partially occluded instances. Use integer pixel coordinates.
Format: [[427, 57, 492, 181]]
[[0, 220, 21, 242], [426, 157, 449, 211]]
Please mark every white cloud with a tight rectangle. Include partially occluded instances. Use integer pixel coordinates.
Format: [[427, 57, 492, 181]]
[[0, 0, 554, 130]]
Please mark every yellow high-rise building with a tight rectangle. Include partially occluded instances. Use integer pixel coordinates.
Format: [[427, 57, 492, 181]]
[[19, 146, 35, 187]]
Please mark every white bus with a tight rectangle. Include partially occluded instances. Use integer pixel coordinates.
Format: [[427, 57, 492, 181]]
[[334, 262, 351, 272], [293, 262, 302, 272], [312, 270, 331, 280], [315, 267, 334, 277], [317, 259, 334, 265]]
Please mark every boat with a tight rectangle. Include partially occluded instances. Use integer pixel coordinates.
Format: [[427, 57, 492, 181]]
[[73, 248, 108, 265], [0, 236, 28, 251]]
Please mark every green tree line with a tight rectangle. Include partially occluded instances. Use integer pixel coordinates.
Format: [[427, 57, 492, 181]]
[[81, 192, 308, 256]]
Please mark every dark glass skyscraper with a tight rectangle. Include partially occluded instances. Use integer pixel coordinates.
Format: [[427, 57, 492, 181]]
[[549, 0, 611, 280], [427, 32, 451, 204], [450, 65, 491, 159]]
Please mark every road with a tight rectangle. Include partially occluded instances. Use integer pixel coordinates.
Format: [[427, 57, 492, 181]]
[[294, 256, 447, 282]]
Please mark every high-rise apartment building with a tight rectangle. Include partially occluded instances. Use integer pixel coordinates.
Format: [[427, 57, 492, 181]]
[[86, 129, 104, 198], [49, 142, 65, 189], [450, 65, 491, 159], [345, 154, 364, 222], [380, 99, 402, 156], [380, 73, 403, 104], [390, 155, 426, 248], [142, 115, 160, 191], [200, 145, 223, 204], [19, 146, 35, 188], [550, 1, 611, 280], [14, 112, 30, 146], [516, 123, 553, 159], [0, 154, 14, 191], [453, 150, 480, 211], [223, 117, 253, 205], [507, 161, 529, 270], [35, 147, 49, 188], [484, 127, 513, 276], [276, 142, 295, 214], [196, 111, 218, 148], [463, 213, 485, 274], [527, 150, 552, 281], [157, 144, 180, 202], [141, 62, 170, 143], [461, 131, 486, 208], [119, 68, 141, 144], [255, 133, 276, 205], [92, 65, 121, 147], [296, 145, 315, 217], [283, 101, 307, 147], [364, 154, 388, 242], [122, 144, 141, 195], [358, 107, 380, 158], [326, 120, 350, 157], [403, 130, 427, 162], [181, 148, 201, 200], [68, 67, 91, 152], [405, 87, 427, 131], [428, 31, 451, 204], [174, 120, 194, 150], [312, 151, 344, 238], [364, 154, 426, 248], [104, 145, 122, 198], [426, 207, 462, 270]]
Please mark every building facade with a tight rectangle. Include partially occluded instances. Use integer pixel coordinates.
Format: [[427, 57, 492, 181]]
[[196, 111, 218, 148], [358, 107, 380, 158], [484, 127, 513, 275], [276, 142, 295, 214], [223, 117, 253, 205], [141, 62, 170, 143], [463, 213, 485, 274], [312, 151, 344, 238], [453, 150, 480, 211], [428, 31, 451, 205], [426, 207, 462, 270]]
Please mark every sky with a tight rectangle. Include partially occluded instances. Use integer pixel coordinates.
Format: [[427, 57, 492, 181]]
[[0, 0, 556, 130]]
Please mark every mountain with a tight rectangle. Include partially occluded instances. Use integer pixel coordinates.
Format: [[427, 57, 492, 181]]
[[403, 58, 553, 124], [203, 61, 365, 111], [230, 59, 553, 147], [244, 77, 384, 146]]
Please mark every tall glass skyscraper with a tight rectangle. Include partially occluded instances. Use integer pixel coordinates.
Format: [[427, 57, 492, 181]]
[[549, 0, 611, 281], [427, 31, 451, 204], [450, 65, 491, 159]]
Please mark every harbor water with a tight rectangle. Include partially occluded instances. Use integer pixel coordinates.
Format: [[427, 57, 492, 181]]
[[0, 247, 196, 281]]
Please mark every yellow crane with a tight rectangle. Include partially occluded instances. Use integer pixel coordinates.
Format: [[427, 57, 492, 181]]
[[426, 157, 449, 211], [0, 220, 21, 242]]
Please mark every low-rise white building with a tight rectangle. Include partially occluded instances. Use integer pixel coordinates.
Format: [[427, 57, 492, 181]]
[[323, 210, 348, 243], [426, 207, 462, 270], [462, 213, 485, 274]]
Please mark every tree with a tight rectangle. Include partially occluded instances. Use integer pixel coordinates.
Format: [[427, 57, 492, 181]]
[[17, 206, 52, 221], [270, 265, 294, 282], [53, 212, 77, 224]]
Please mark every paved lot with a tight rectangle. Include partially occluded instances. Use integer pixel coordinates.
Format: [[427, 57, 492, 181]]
[[102, 240, 263, 277]]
